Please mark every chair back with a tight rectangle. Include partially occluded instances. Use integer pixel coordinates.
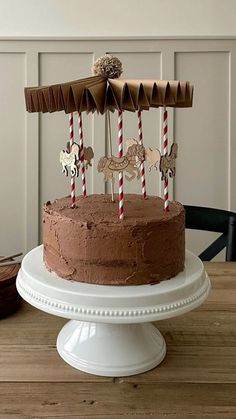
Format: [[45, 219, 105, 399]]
[[184, 205, 236, 261]]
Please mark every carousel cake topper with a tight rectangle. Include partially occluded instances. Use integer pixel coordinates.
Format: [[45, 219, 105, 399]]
[[24, 54, 193, 219]]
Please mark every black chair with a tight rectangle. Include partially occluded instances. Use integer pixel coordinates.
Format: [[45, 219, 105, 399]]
[[184, 205, 236, 261]]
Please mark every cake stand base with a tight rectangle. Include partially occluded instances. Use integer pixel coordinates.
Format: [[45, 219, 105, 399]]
[[57, 320, 166, 376], [16, 246, 211, 377]]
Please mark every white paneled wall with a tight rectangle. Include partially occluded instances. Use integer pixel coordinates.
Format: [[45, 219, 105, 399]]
[[175, 52, 229, 208], [0, 52, 26, 255], [0, 38, 235, 259]]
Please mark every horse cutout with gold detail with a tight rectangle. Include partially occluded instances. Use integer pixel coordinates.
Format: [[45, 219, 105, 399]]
[[97, 143, 145, 185]]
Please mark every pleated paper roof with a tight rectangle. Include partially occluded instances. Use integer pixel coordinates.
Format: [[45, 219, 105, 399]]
[[25, 75, 193, 114]]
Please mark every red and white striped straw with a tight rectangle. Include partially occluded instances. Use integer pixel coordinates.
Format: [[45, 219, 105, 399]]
[[163, 106, 169, 211], [118, 110, 124, 220], [137, 110, 146, 199], [69, 113, 75, 208], [78, 112, 87, 197]]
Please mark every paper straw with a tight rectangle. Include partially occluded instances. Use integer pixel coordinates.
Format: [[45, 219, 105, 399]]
[[107, 111, 115, 202], [137, 110, 146, 199], [78, 112, 87, 197], [69, 113, 75, 208], [163, 106, 169, 211], [118, 110, 124, 220]]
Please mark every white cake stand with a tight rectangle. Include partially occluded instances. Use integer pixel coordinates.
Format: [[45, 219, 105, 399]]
[[16, 246, 210, 377]]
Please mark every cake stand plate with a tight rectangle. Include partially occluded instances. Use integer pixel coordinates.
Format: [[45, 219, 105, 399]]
[[16, 246, 210, 377]]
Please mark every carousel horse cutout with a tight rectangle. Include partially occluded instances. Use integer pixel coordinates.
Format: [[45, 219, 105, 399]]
[[126, 139, 178, 177], [160, 143, 178, 180], [126, 138, 161, 172], [97, 143, 145, 184], [60, 143, 80, 177], [83, 146, 94, 169], [66, 141, 94, 170], [60, 142, 94, 177]]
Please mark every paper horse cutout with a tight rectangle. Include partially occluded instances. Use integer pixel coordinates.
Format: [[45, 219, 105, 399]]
[[60, 143, 94, 177], [60, 143, 80, 177], [160, 143, 178, 180], [97, 143, 145, 184]]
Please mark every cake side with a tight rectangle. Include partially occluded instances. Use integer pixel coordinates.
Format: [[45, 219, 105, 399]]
[[43, 194, 185, 285]]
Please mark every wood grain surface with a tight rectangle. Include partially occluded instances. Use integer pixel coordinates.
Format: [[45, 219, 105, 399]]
[[0, 264, 20, 286], [0, 262, 236, 418]]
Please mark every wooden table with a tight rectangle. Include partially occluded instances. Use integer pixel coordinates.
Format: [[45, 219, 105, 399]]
[[0, 262, 236, 418]]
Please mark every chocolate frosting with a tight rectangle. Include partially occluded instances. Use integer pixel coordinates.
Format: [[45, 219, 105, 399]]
[[43, 194, 185, 285]]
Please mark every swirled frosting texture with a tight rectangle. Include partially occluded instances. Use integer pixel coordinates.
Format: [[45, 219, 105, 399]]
[[43, 194, 185, 285]]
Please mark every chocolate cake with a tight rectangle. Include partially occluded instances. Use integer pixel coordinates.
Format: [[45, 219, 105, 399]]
[[43, 194, 185, 285]]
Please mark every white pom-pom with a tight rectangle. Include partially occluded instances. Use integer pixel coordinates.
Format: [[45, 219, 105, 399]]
[[92, 54, 123, 79]]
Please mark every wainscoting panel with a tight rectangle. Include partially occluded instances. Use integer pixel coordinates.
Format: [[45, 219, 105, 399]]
[[0, 52, 26, 255], [175, 51, 229, 208]]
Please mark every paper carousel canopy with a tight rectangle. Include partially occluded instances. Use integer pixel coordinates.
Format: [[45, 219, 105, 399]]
[[24, 55, 193, 114]]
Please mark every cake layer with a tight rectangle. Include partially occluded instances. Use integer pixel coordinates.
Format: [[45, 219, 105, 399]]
[[43, 194, 185, 285]]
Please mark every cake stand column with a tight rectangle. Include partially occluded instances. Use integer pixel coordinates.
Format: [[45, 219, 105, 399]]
[[56, 320, 166, 376]]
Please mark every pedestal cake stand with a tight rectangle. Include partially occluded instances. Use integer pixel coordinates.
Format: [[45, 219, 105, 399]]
[[16, 246, 210, 377]]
